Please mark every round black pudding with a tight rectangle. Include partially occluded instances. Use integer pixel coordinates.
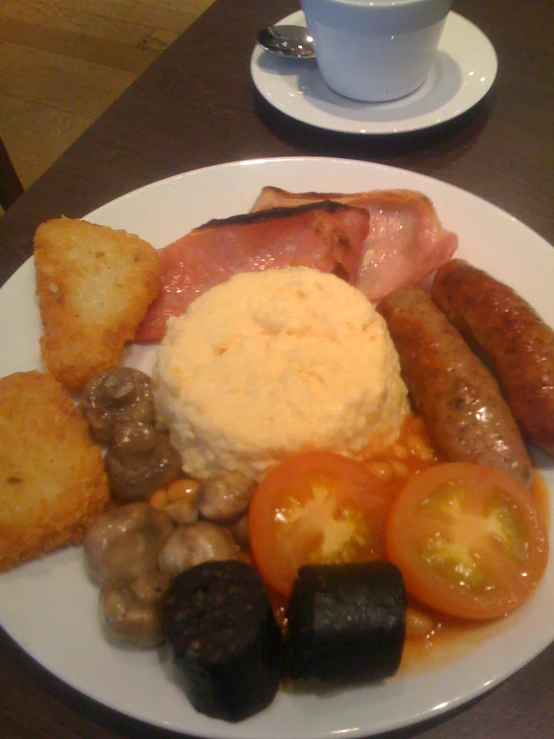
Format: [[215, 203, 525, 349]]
[[286, 561, 407, 683], [164, 559, 285, 722]]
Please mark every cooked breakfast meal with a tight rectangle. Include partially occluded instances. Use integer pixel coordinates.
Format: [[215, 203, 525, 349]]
[[34, 216, 160, 391], [1, 184, 553, 723]]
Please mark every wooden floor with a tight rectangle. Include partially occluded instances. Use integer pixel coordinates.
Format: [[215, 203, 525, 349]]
[[0, 0, 214, 196]]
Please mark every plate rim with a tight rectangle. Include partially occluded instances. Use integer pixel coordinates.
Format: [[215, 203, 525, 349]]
[[251, 11, 498, 135]]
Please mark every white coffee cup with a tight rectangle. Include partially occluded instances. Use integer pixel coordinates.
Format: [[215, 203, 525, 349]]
[[301, 0, 453, 102]]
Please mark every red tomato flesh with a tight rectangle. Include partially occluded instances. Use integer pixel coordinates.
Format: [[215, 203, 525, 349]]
[[249, 451, 393, 597], [386, 463, 549, 620]]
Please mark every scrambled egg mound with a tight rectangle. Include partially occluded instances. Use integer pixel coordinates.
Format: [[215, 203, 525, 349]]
[[153, 267, 409, 481]]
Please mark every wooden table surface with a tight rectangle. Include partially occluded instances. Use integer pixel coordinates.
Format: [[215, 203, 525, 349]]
[[1, 0, 553, 737]]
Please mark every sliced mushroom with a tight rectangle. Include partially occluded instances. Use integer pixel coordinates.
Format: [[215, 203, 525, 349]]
[[81, 368, 156, 443], [83, 502, 174, 583], [197, 470, 257, 524], [105, 422, 182, 502], [158, 521, 238, 578], [100, 571, 172, 647]]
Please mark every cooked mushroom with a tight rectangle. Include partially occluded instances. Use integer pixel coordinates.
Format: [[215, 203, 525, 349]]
[[164, 497, 199, 525], [105, 421, 182, 501], [100, 570, 172, 647], [81, 368, 156, 443], [158, 521, 238, 577], [197, 470, 257, 524], [83, 502, 174, 583], [228, 513, 250, 549]]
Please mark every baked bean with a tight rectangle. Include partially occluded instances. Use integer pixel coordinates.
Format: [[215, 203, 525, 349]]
[[166, 478, 200, 503], [406, 605, 436, 640], [390, 460, 409, 477], [407, 433, 435, 462], [366, 461, 393, 482], [390, 443, 408, 459], [149, 488, 168, 509]]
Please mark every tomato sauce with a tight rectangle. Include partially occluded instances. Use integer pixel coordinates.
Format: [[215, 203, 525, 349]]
[[399, 609, 507, 676]]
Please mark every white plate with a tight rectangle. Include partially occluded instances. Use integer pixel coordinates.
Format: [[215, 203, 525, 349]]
[[251, 11, 498, 134], [0, 157, 553, 739]]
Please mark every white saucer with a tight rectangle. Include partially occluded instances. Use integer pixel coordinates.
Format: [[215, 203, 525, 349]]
[[251, 11, 497, 135]]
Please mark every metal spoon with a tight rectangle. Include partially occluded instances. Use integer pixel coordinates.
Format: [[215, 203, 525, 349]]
[[257, 24, 316, 60]]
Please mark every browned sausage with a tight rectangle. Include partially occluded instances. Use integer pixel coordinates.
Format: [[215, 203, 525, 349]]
[[431, 259, 554, 456], [378, 288, 532, 487]]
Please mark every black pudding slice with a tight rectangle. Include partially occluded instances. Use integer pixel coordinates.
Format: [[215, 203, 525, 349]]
[[286, 561, 407, 683], [164, 560, 285, 722]]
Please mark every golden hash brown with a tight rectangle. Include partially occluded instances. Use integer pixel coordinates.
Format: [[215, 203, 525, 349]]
[[0, 371, 110, 572], [34, 217, 160, 392]]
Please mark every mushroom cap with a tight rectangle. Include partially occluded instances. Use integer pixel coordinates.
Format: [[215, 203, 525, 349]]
[[82, 368, 156, 443], [100, 572, 171, 648], [105, 428, 182, 502], [197, 470, 256, 524], [83, 502, 174, 583], [158, 521, 238, 578]]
